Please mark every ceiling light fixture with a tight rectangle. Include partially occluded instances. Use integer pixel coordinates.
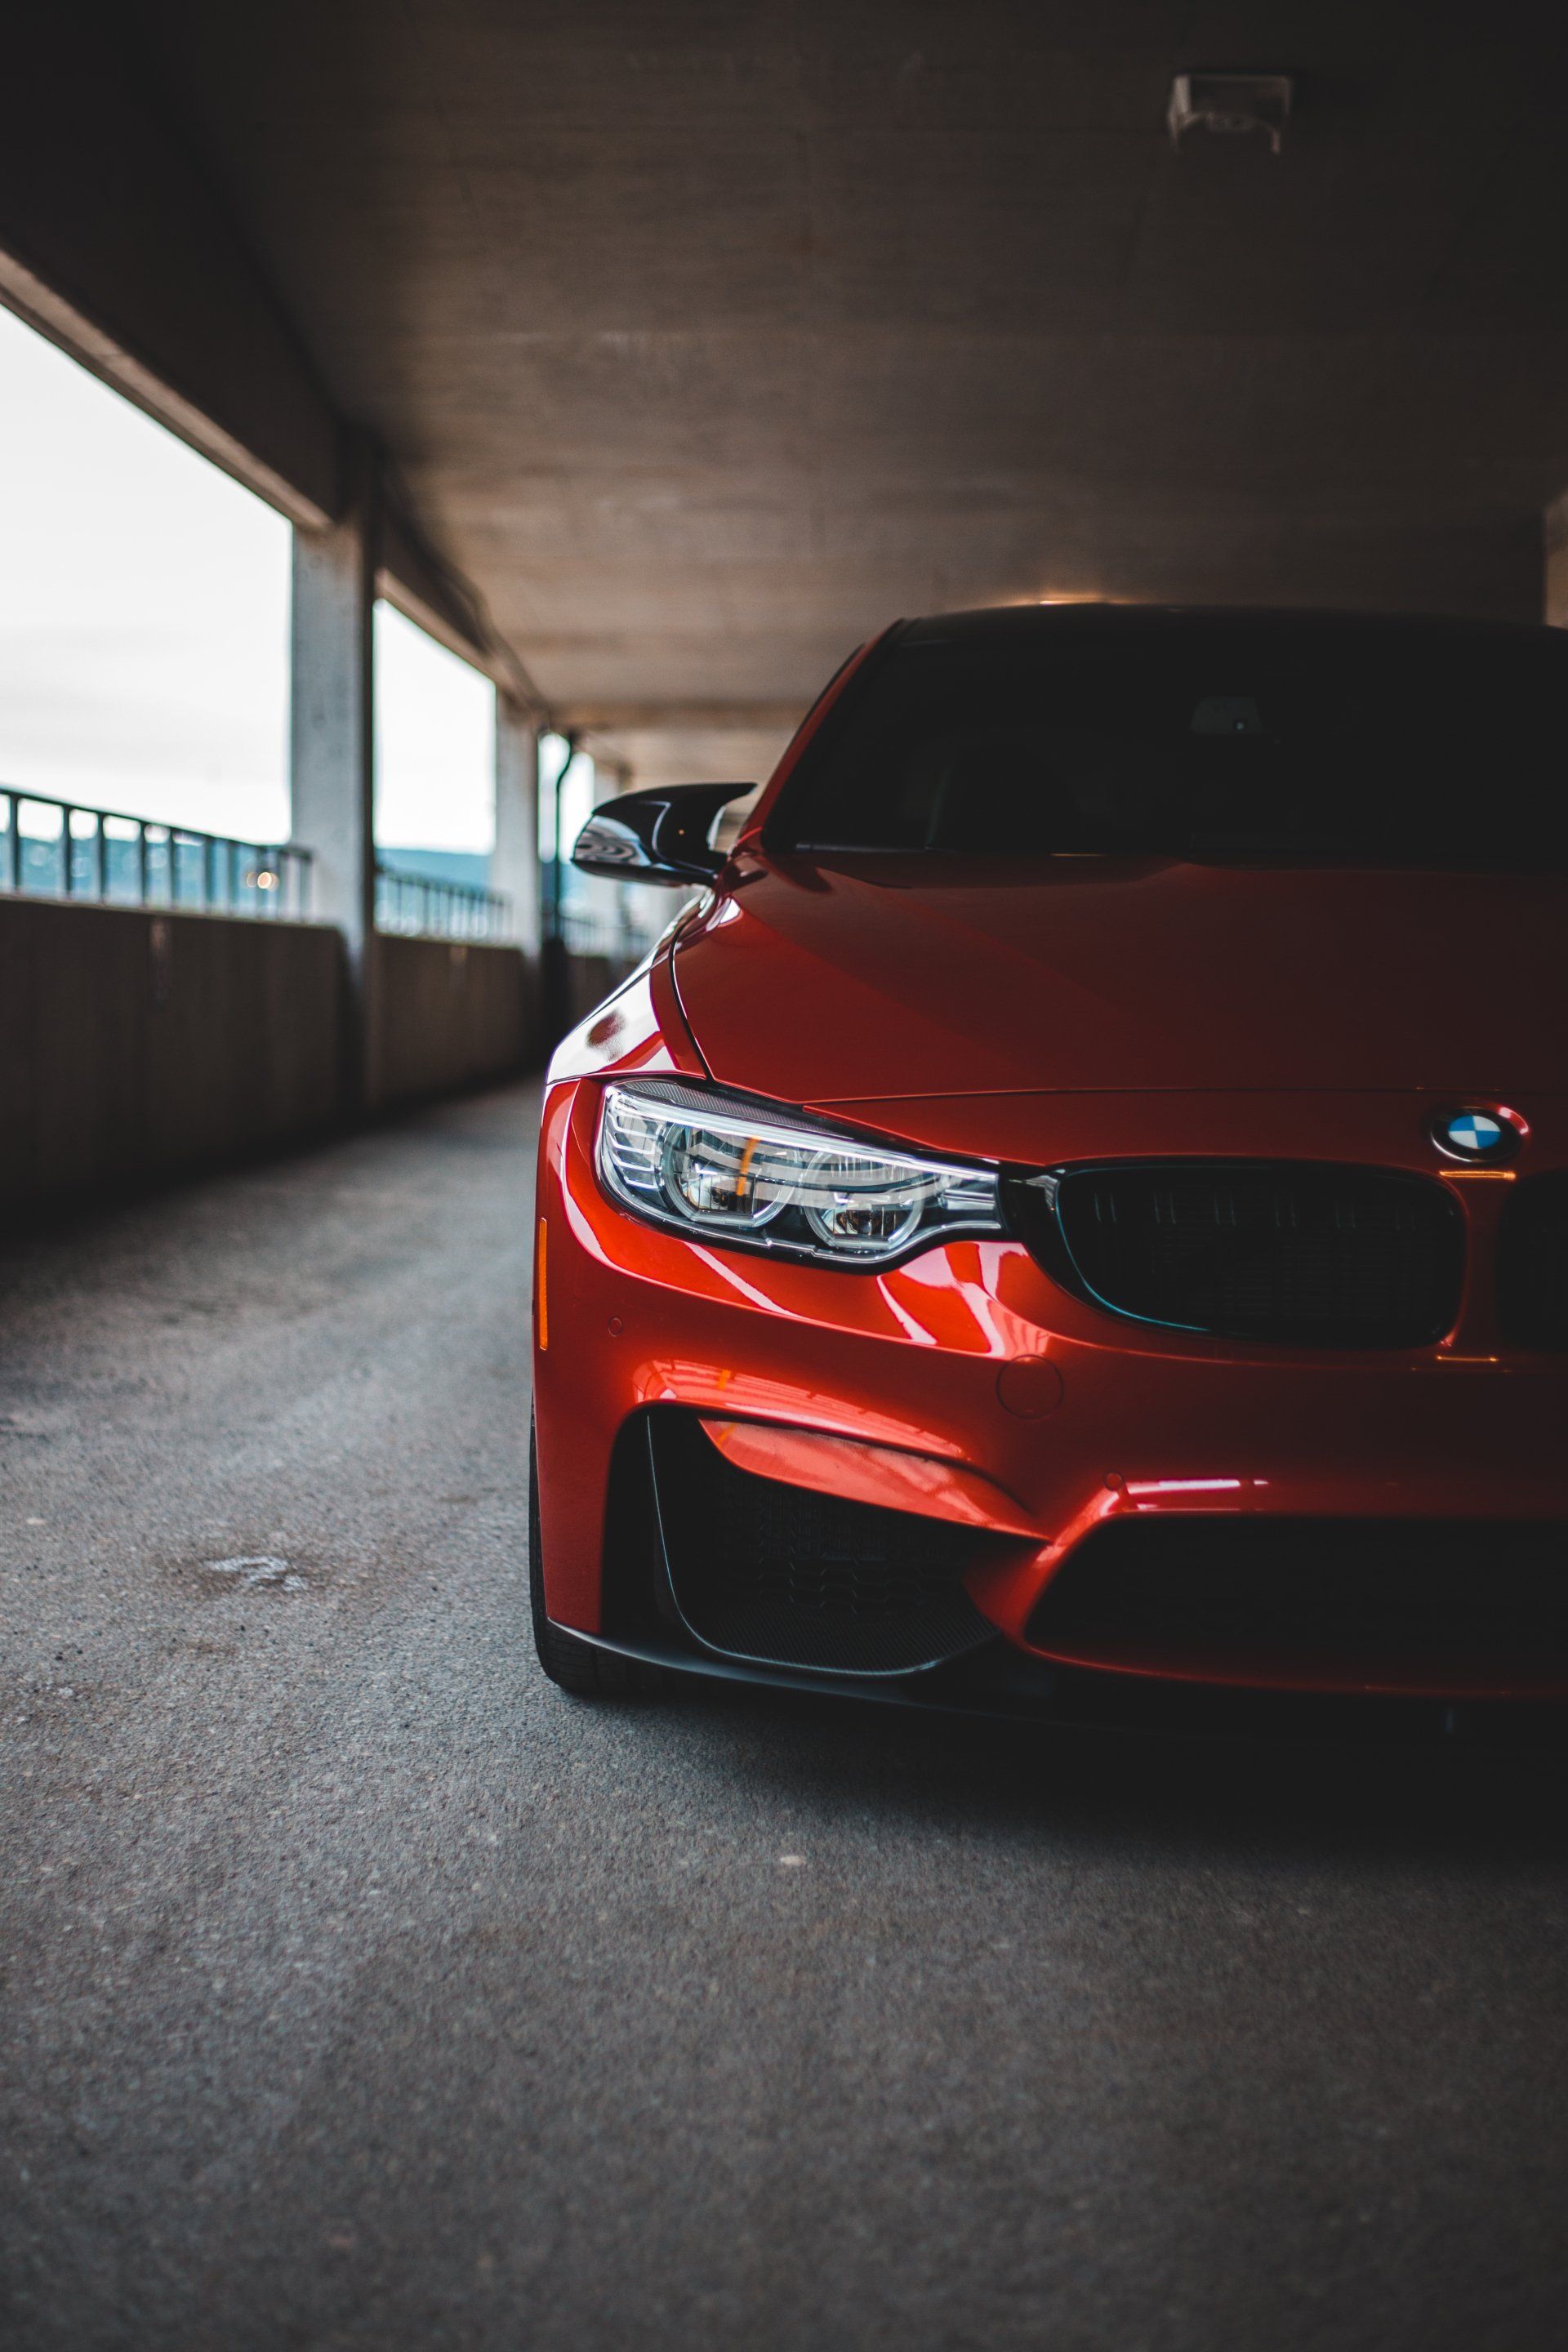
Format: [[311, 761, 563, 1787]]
[[1168, 72, 1292, 154]]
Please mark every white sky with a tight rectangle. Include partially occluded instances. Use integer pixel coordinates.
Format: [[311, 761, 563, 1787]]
[[0, 301, 494, 853], [375, 602, 494, 853]]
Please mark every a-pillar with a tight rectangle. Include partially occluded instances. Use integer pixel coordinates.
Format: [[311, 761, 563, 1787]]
[[492, 691, 543, 1053], [290, 434, 380, 1107]]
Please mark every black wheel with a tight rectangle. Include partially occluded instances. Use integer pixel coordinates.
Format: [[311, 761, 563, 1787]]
[[529, 1419, 665, 1696]]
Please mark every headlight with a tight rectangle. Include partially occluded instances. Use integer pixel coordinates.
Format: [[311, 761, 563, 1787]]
[[597, 1080, 1003, 1267]]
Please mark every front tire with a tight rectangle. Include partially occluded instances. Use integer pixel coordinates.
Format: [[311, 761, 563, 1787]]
[[528, 1419, 664, 1696]]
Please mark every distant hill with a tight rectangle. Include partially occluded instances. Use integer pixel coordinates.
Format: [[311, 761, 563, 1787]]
[[377, 847, 490, 891]]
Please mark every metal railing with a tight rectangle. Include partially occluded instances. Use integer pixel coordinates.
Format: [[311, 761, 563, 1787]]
[[559, 902, 653, 960], [375, 863, 511, 941], [0, 786, 314, 919]]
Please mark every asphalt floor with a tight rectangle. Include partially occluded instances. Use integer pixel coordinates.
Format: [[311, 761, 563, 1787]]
[[2, 1079, 1566, 2350]]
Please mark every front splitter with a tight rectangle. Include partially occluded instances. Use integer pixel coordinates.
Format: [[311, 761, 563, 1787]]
[[550, 1622, 1568, 1748]]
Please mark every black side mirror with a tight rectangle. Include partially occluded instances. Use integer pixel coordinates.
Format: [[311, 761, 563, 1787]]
[[570, 782, 755, 886]]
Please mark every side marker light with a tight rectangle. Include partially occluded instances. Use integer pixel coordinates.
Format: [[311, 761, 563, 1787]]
[[536, 1217, 548, 1352]]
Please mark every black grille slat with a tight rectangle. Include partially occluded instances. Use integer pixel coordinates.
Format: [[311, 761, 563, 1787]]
[[648, 1416, 999, 1675], [1039, 1162, 1463, 1348], [1498, 1175, 1568, 1350], [1026, 1518, 1568, 1688]]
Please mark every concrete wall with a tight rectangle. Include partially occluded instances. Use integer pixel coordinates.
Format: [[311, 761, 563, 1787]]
[[0, 898, 347, 1209], [564, 953, 626, 1032], [0, 900, 538, 1211], [369, 935, 534, 1111]]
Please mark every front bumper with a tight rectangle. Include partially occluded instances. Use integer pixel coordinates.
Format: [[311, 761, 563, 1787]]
[[533, 1076, 1568, 1709]]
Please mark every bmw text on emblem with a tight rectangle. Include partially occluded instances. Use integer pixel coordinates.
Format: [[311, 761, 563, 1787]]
[[1430, 1106, 1521, 1165]]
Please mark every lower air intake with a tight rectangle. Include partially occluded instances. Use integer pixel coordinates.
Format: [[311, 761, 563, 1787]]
[[1025, 1517, 1568, 1693], [1036, 1161, 1463, 1347], [648, 1414, 1000, 1675]]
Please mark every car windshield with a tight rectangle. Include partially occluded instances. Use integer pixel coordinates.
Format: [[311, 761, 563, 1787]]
[[773, 622, 1568, 867]]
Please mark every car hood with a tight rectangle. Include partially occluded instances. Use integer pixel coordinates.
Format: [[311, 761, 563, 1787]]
[[670, 853, 1568, 1107]]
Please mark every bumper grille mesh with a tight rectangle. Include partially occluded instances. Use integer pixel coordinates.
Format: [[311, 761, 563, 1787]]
[[1044, 1162, 1464, 1347], [648, 1415, 998, 1675], [1026, 1517, 1568, 1690]]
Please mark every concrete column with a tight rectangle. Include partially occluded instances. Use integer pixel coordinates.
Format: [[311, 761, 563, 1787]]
[[493, 693, 546, 1061], [492, 693, 542, 960], [1547, 492, 1568, 627], [290, 433, 380, 1103]]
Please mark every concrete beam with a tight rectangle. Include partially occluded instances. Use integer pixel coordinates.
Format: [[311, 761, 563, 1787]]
[[0, 10, 337, 525], [0, 245, 332, 534], [377, 493, 546, 702], [0, 7, 532, 693]]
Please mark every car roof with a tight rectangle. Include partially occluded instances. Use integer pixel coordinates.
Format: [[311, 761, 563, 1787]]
[[895, 604, 1565, 648]]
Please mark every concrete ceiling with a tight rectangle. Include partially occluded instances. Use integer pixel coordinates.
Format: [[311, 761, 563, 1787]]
[[134, 1, 1568, 783]]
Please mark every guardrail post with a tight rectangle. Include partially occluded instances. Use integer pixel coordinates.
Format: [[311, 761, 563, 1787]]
[[290, 430, 380, 1110]]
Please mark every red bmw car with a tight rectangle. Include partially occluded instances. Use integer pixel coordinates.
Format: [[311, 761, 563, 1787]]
[[530, 607, 1568, 1728]]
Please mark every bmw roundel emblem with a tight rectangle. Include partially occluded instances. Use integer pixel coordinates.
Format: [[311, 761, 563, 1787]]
[[1446, 1111, 1503, 1156], [1431, 1106, 1520, 1165]]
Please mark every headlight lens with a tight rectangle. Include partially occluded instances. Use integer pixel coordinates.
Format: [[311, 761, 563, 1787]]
[[597, 1082, 1002, 1267]]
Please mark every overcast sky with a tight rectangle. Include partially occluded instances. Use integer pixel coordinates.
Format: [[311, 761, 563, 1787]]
[[0, 301, 495, 853]]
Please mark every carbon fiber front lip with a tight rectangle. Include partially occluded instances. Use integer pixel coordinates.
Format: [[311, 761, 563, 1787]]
[[549, 1621, 1568, 1748]]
